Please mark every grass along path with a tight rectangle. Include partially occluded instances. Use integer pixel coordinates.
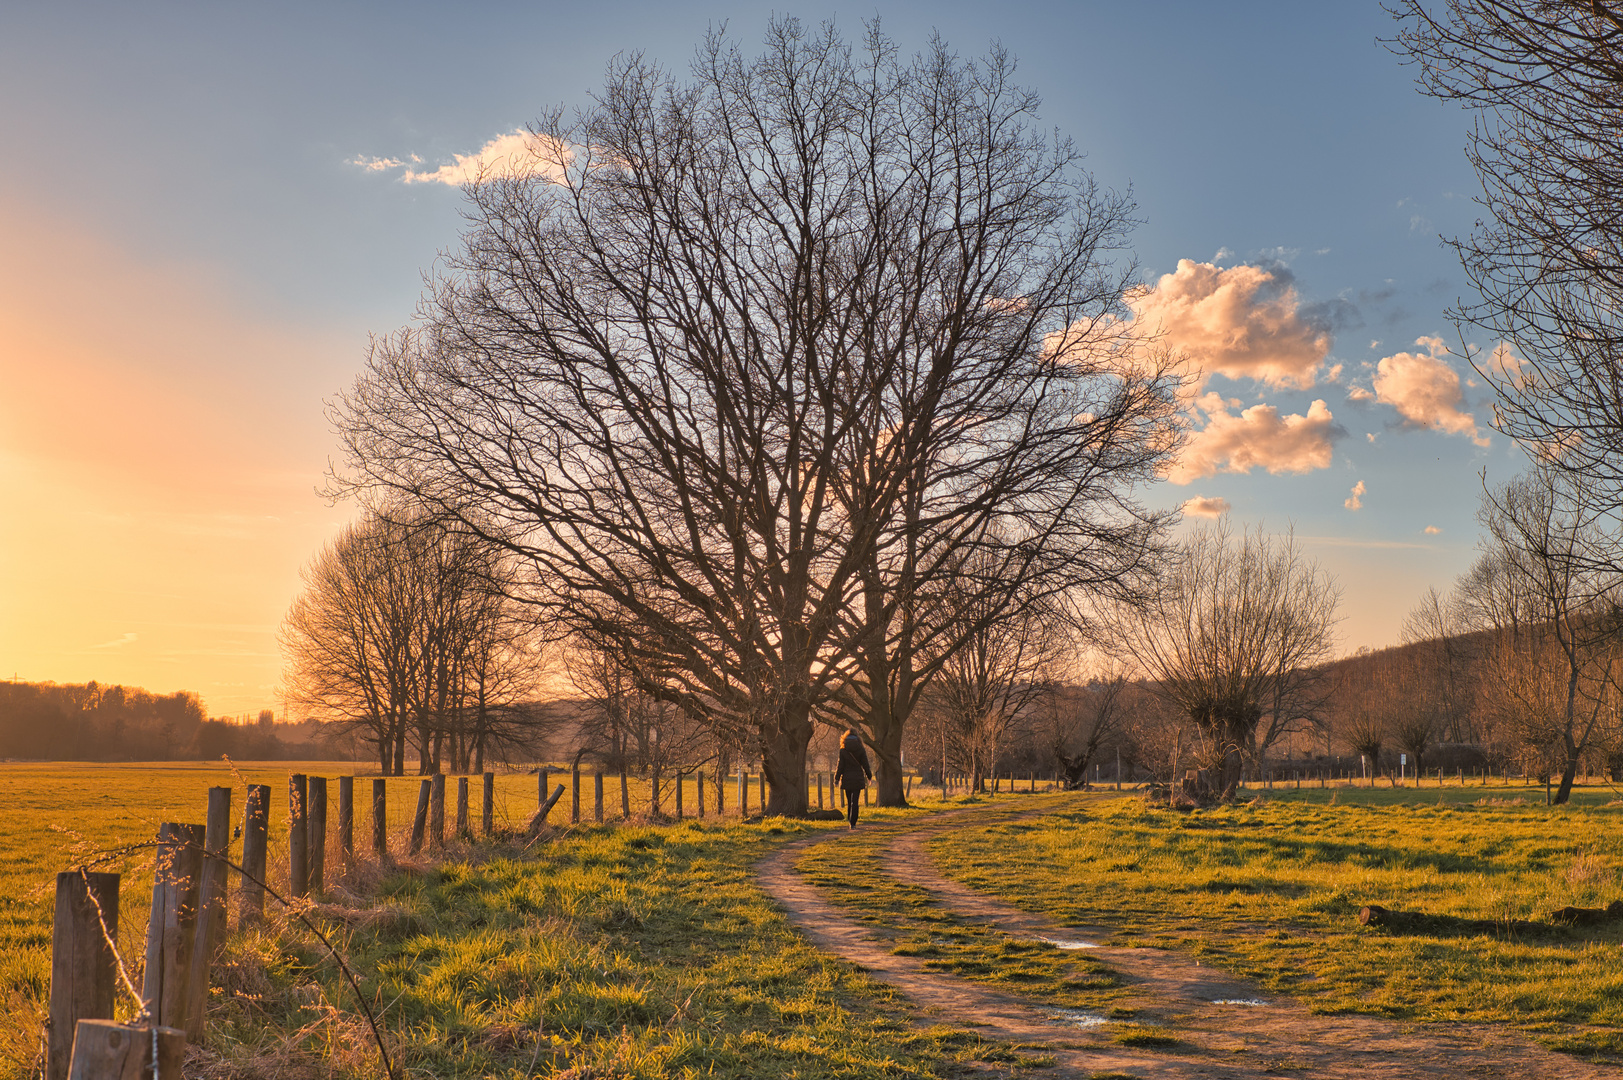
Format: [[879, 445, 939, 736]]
[[767, 795, 1616, 1079], [929, 790, 1623, 1067]]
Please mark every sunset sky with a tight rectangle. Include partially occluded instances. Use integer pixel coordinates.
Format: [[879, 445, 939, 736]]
[[0, 2, 1522, 717]]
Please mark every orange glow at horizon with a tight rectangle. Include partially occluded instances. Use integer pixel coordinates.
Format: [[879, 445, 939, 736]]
[[0, 202, 354, 717]]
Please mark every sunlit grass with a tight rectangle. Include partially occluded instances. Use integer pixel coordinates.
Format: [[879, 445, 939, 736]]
[[934, 787, 1623, 1057]]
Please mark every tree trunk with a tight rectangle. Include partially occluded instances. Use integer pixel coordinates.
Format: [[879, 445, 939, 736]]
[[761, 698, 812, 816], [872, 713, 907, 807]]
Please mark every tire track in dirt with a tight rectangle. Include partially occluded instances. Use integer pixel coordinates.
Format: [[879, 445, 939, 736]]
[[758, 798, 1615, 1079]]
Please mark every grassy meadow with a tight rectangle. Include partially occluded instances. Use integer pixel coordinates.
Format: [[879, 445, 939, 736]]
[[935, 784, 1623, 1058]]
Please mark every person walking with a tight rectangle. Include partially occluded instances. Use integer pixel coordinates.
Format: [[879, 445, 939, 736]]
[[834, 729, 872, 828]]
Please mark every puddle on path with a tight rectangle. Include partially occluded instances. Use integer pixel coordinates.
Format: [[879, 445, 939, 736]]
[[1038, 936, 1100, 950], [1047, 1008, 1114, 1028]]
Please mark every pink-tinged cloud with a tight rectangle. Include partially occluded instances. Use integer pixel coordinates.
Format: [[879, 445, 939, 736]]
[[1181, 495, 1232, 518], [1373, 337, 1488, 446], [1128, 259, 1332, 390], [1167, 393, 1342, 484], [1344, 480, 1365, 511], [353, 130, 567, 187], [1424, 526, 1441, 535]]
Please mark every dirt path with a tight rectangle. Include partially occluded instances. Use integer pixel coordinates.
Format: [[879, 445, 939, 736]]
[[757, 799, 1615, 1079]]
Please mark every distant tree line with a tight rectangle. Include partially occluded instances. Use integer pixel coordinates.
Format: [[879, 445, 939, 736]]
[[0, 682, 345, 761]]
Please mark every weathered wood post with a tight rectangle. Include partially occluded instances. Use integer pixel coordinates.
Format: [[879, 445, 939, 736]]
[[142, 822, 204, 1039], [675, 772, 683, 819], [738, 769, 747, 819], [456, 776, 470, 837], [538, 768, 550, 813], [594, 771, 604, 823], [619, 767, 630, 820], [570, 764, 581, 824], [307, 776, 327, 893], [429, 773, 446, 850], [816, 772, 824, 810], [239, 785, 268, 928], [287, 774, 308, 898], [48, 871, 120, 1080], [482, 772, 495, 837], [67, 1020, 184, 1079], [696, 770, 705, 818], [371, 779, 387, 858], [183, 787, 231, 1043], [715, 769, 725, 816], [409, 779, 431, 855], [758, 771, 765, 810], [337, 776, 354, 864]]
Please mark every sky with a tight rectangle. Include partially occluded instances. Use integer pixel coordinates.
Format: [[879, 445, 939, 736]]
[[0, 1, 1526, 717]]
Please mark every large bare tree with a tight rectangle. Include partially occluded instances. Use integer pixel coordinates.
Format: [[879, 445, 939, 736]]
[[330, 21, 1182, 814], [1107, 524, 1341, 800]]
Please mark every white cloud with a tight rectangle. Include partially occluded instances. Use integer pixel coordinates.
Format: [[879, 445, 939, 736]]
[[1424, 525, 1441, 535], [1181, 495, 1232, 518], [1372, 336, 1488, 446], [1168, 393, 1341, 484], [1128, 259, 1332, 390], [352, 130, 567, 187], [1344, 480, 1365, 511], [1347, 386, 1374, 402]]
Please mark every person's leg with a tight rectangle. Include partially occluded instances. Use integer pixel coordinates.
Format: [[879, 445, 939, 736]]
[[845, 787, 859, 827]]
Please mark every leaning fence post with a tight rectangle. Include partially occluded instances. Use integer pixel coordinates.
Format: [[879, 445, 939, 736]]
[[239, 785, 268, 928], [67, 1020, 184, 1079], [429, 774, 446, 850], [409, 779, 431, 855], [456, 776, 470, 837], [337, 776, 354, 864], [142, 822, 204, 1039], [372, 778, 388, 858], [288, 774, 308, 898], [482, 772, 495, 836], [307, 777, 327, 893], [48, 871, 120, 1080]]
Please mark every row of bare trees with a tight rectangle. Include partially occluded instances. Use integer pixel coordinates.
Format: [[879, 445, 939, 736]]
[[281, 510, 545, 775]]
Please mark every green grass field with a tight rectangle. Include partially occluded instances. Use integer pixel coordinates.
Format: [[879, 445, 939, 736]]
[[933, 785, 1623, 1058]]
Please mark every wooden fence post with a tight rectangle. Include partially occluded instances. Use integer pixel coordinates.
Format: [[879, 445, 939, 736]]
[[307, 777, 327, 893], [429, 774, 446, 850], [456, 776, 470, 837], [142, 822, 204, 1039], [337, 776, 354, 864], [696, 770, 706, 818], [650, 772, 660, 818], [816, 773, 824, 810], [409, 779, 431, 855], [758, 771, 765, 811], [239, 785, 268, 929], [619, 767, 630, 820], [594, 771, 604, 823], [288, 774, 308, 899], [183, 787, 231, 1045], [67, 1020, 184, 1080], [570, 764, 581, 824], [738, 769, 747, 818], [675, 773, 683, 819], [372, 779, 388, 858], [48, 871, 119, 1080], [482, 772, 495, 837], [538, 768, 550, 812]]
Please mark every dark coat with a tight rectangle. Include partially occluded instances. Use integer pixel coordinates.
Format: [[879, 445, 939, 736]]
[[835, 736, 872, 790]]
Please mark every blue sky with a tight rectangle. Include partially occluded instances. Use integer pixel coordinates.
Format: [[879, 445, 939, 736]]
[[0, 1, 1522, 713]]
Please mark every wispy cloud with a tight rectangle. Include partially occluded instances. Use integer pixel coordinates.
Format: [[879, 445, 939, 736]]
[[1424, 525, 1441, 535], [351, 130, 567, 187], [90, 632, 137, 650]]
